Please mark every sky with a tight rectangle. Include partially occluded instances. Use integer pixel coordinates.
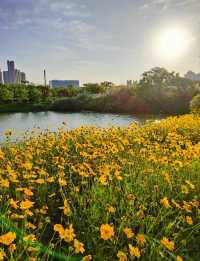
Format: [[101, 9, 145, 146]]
[[0, 0, 200, 84]]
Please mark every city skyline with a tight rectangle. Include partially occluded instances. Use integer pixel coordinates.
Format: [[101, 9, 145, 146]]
[[0, 0, 200, 84]]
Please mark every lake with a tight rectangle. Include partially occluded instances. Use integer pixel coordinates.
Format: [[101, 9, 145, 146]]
[[0, 111, 166, 141]]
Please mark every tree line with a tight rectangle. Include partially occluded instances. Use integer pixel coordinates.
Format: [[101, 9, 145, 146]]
[[0, 67, 200, 114]]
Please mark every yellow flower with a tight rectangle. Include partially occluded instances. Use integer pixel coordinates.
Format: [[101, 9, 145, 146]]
[[63, 224, 76, 243], [59, 199, 71, 215], [117, 250, 127, 261], [0, 250, 5, 261], [0, 232, 16, 246], [123, 227, 134, 239], [100, 224, 114, 240], [129, 244, 140, 257], [54, 224, 76, 243], [82, 255, 92, 261], [185, 180, 195, 190], [23, 234, 37, 242], [58, 177, 67, 186], [160, 197, 170, 208], [74, 239, 85, 254], [23, 188, 34, 196], [8, 243, 16, 253], [186, 216, 193, 225], [22, 162, 32, 170], [20, 200, 34, 210], [9, 198, 19, 209], [54, 224, 65, 238], [107, 206, 116, 214], [160, 237, 174, 251], [136, 234, 146, 246], [177, 256, 183, 261]]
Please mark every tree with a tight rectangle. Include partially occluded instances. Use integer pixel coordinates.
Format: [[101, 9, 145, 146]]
[[0, 85, 14, 103], [190, 93, 200, 114], [28, 86, 43, 102]]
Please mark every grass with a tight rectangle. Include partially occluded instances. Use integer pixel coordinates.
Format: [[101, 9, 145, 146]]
[[0, 114, 200, 260]]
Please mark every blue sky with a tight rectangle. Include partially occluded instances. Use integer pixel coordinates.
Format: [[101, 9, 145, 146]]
[[0, 0, 200, 84]]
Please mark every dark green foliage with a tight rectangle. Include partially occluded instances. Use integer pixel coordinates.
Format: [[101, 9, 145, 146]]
[[190, 93, 200, 114]]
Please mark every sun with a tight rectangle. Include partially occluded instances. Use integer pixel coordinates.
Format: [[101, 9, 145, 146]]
[[156, 27, 190, 59]]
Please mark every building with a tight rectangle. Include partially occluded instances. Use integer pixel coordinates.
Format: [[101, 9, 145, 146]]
[[20, 72, 26, 83], [3, 60, 26, 84], [49, 80, 80, 88], [185, 71, 200, 82], [7, 60, 15, 83], [0, 69, 3, 84], [127, 80, 132, 87], [3, 71, 9, 84]]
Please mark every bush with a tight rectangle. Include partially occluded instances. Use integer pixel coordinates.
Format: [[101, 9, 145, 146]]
[[190, 93, 200, 114]]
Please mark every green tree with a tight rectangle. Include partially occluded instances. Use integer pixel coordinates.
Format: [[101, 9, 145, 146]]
[[14, 85, 29, 102], [28, 86, 43, 102], [0, 85, 14, 103], [190, 93, 200, 114]]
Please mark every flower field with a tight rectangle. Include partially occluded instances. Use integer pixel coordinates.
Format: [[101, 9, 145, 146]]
[[0, 114, 200, 261]]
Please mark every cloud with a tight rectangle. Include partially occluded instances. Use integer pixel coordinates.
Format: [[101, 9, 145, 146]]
[[139, 0, 200, 11]]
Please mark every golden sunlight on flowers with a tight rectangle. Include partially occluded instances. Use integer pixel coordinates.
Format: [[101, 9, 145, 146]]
[[100, 224, 115, 240], [0, 115, 199, 260]]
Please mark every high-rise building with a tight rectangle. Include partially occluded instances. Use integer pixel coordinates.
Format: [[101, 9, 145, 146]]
[[7, 60, 15, 83], [49, 80, 80, 88], [2, 60, 26, 84], [0, 69, 3, 84], [20, 72, 26, 83], [3, 71, 9, 84]]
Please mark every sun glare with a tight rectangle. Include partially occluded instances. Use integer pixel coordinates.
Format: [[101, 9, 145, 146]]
[[156, 27, 190, 59]]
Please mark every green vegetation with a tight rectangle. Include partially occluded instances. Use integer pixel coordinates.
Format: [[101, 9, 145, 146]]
[[190, 93, 200, 114], [0, 67, 199, 114]]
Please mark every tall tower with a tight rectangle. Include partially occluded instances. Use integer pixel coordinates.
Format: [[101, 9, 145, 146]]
[[7, 60, 15, 83], [0, 69, 3, 84], [44, 69, 47, 87]]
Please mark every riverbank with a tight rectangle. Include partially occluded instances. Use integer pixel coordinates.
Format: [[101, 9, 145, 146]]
[[0, 115, 199, 260], [0, 94, 187, 114]]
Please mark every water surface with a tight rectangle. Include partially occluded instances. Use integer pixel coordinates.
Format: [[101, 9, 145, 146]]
[[0, 111, 166, 141]]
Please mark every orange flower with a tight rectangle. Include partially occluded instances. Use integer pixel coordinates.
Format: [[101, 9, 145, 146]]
[[20, 200, 34, 210], [129, 244, 140, 257], [74, 239, 85, 254], [0, 232, 16, 246], [123, 227, 134, 239], [0, 249, 5, 261], [100, 224, 114, 240], [160, 197, 170, 208], [160, 237, 174, 251], [136, 234, 146, 246], [186, 216, 193, 225], [82, 255, 92, 261], [117, 250, 127, 261]]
